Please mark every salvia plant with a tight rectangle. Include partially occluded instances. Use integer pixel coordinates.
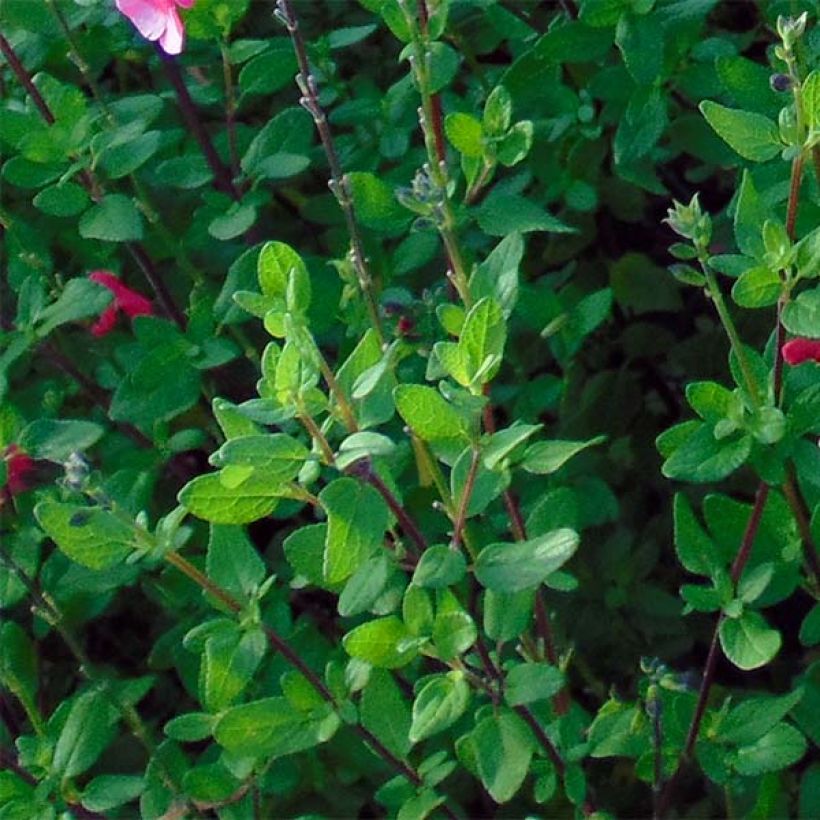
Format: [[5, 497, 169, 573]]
[[1, 1, 819, 818]]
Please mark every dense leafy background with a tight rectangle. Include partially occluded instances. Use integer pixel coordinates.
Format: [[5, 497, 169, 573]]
[[1, 0, 819, 818]]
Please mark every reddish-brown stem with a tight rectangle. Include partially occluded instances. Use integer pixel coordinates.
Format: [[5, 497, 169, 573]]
[[417, 0, 447, 163], [782, 467, 820, 588], [657, 482, 771, 817], [125, 243, 187, 330], [158, 50, 240, 199], [0, 31, 55, 123], [276, 0, 385, 344], [451, 447, 480, 551], [346, 460, 426, 557]]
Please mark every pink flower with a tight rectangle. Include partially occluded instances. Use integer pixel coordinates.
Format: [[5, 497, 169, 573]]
[[782, 337, 820, 366], [3, 445, 35, 496], [115, 0, 195, 56], [88, 271, 154, 337]]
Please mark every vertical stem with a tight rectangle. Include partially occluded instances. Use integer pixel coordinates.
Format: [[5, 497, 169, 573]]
[[316, 354, 359, 433], [158, 50, 239, 198], [657, 482, 771, 817], [450, 447, 480, 552], [276, 0, 385, 345], [782, 467, 820, 589], [220, 40, 240, 179], [298, 412, 335, 466]]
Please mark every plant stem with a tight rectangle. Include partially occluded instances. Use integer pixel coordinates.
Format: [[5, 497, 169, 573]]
[[782, 466, 820, 590], [450, 447, 480, 552], [298, 412, 335, 466], [657, 482, 770, 818], [346, 459, 426, 557], [276, 0, 385, 345], [158, 50, 239, 199], [220, 40, 240, 179], [316, 352, 359, 433]]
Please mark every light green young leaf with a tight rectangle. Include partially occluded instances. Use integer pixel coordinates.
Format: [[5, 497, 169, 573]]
[[201, 628, 266, 712], [207, 525, 266, 600], [521, 435, 606, 474], [342, 615, 418, 668], [719, 610, 781, 670], [409, 673, 471, 743], [178, 473, 280, 525], [394, 384, 469, 444], [700, 101, 781, 162], [733, 723, 806, 776]]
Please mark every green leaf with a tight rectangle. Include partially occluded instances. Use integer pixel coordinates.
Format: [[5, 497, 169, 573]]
[[802, 70, 820, 132], [164, 712, 216, 742], [661, 424, 752, 483], [343, 615, 418, 669], [81, 775, 144, 812], [459, 297, 506, 387], [412, 545, 467, 589], [734, 170, 769, 259], [409, 672, 471, 743], [472, 710, 534, 803], [504, 663, 564, 707], [475, 529, 579, 593], [782, 287, 820, 337], [338, 554, 392, 617], [719, 610, 781, 671], [483, 85, 513, 136], [731, 266, 782, 308], [18, 419, 103, 462], [470, 232, 522, 317], [209, 433, 308, 483], [78, 194, 144, 242], [0, 622, 38, 713], [733, 723, 806, 776], [320, 478, 390, 584], [394, 384, 469, 444], [483, 589, 534, 642], [616, 13, 663, 86], [444, 112, 483, 157], [182, 763, 240, 803], [720, 688, 804, 745], [347, 171, 412, 234], [476, 190, 575, 236], [207, 525, 266, 600], [799, 604, 820, 647], [214, 697, 338, 759], [614, 87, 667, 165], [208, 202, 257, 241], [699, 101, 780, 162], [35, 277, 113, 337], [201, 628, 266, 712], [482, 423, 541, 470], [521, 435, 605, 474], [32, 181, 89, 217], [178, 473, 280, 525], [360, 669, 412, 758], [257, 241, 309, 304], [673, 494, 720, 576], [100, 130, 161, 179], [52, 688, 119, 779], [35, 501, 134, 570], [433, 589, 477, 661]]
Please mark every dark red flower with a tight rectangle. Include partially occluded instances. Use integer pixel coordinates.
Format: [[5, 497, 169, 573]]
[[3, 445, 35, 496], [88, 271, 154, 336], [782, 337, 820, 366]]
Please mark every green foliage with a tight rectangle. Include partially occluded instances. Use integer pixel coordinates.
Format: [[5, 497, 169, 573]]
[[2, 1, 819, 817]]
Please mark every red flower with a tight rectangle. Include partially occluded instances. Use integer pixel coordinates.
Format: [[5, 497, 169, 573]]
[[88, 271, 154, 337], [115, 0, 195, 56], [3, 445, 35, 496], [782, 337, 820, 366]]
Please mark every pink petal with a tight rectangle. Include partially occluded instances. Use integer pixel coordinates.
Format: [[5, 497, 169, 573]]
[[119, 289, 154, 319], [90, 305, 120, 337], [783, 338, 820, 366], [175, 0, 195, 8], [116, 0, 168, 41], [159, 6, 185, 55]]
